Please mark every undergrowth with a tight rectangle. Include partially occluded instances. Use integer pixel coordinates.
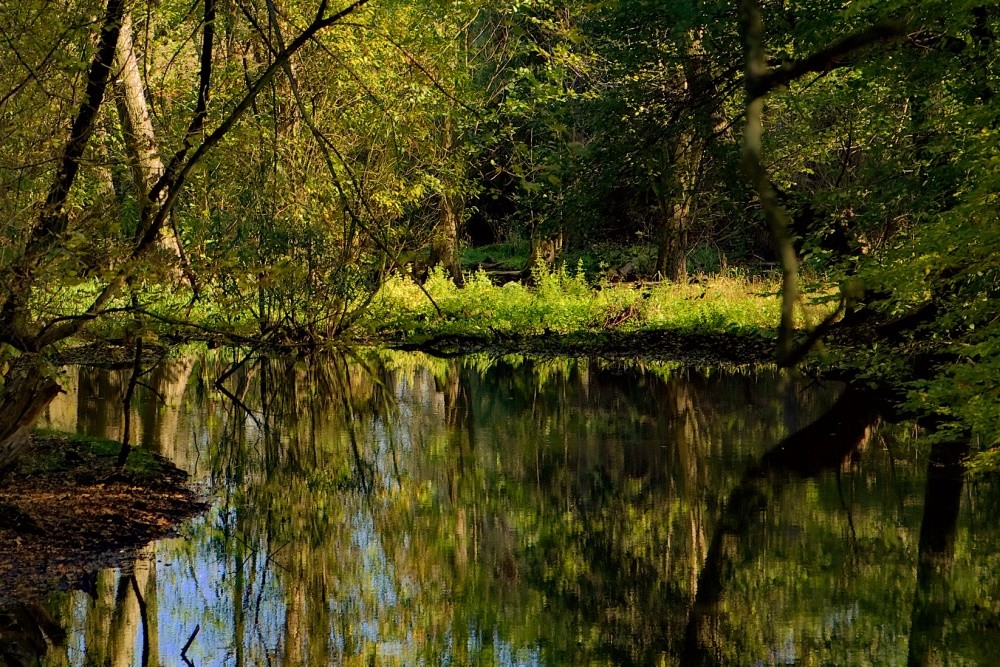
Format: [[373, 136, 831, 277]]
[[48, 263, 832, 346], [362, 264, 786, 340]]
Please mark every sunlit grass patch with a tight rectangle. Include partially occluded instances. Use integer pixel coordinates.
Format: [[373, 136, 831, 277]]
[[641, 276, 781, 333], [362, 266, 787, 340]]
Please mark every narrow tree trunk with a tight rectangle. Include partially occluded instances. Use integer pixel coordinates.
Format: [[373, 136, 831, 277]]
[[0, 0, 125, 348], [429, 112, 465, 286], [430, 191, 465, 286]]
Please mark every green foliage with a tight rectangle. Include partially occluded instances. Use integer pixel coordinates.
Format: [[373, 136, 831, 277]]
[[363, 265, 781, 339], [733, 0, 1000, 468], [3, 0, 1000, 472]]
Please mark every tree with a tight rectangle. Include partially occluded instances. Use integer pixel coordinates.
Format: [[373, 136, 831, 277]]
[[491, 0, 744, 281], [731, 0, 1000, 471], [737, 0, 904, 366], [0, 0, 373, 473]]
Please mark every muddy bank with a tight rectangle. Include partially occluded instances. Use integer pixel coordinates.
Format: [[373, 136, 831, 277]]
[[389, 329, 777, 365], [0, 434, 206, 604]]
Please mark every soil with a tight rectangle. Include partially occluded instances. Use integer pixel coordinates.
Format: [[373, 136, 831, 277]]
[[0, 434, 207, 604]]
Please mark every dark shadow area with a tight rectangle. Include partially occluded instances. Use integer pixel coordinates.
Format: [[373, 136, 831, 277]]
[[906, 438, 969, 667]]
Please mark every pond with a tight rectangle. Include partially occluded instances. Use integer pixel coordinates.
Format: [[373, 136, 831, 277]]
[[13, 350, 1000, 665]]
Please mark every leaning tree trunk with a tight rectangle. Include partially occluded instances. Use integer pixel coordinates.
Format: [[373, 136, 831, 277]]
[[739, 0, 904, 366], [113, 13, 185, 264], [0, 359, 61, 478]]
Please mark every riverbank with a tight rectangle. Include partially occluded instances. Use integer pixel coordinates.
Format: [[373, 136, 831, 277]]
[[388, 328, 778, 366], [0, 432, 206, 603]]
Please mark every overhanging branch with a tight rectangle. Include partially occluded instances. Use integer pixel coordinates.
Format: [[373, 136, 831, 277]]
[[749, 21, 906, 100], [740, 0, 907, 367]]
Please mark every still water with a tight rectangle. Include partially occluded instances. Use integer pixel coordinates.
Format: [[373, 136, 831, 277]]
[[18, 350, 1000, 665]]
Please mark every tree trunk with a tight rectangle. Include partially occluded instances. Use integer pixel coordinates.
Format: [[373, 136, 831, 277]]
[[654, 28, 719, 283], [655, 193, 691, 282], [113, 13, 185, 263], [429, 191, 465, 286], [526, 232, 563, 272], [428, 111, 465, 286], [0, 359, 61, 479], [0, 0, 125, 349], [0, 0, 126, 477]]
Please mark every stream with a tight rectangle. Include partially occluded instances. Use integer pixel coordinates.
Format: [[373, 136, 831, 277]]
[[11, 349, 1000, 665]]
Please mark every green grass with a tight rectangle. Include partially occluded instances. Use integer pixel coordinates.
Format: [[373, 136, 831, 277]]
[[460, 239, 531, 271], [361, 264, 785, 341], [39, 253, 821, 347], [27, 428, 163, 478]]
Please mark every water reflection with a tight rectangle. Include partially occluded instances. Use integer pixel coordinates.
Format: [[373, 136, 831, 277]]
[[17, 350, 1000, 665]]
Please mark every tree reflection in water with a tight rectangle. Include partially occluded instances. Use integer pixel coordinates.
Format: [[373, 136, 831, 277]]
[[15, 351, 1000, 665], [682, 389, 880, 665]]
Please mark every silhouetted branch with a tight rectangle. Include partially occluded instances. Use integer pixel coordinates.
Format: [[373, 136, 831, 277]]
[[749, 22, 906, 100]]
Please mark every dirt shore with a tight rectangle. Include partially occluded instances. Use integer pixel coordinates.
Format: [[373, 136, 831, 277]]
[[0, 434, 206, 604]]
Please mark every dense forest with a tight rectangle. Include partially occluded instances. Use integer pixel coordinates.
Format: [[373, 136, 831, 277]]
[[1, 0, 999, 470]]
